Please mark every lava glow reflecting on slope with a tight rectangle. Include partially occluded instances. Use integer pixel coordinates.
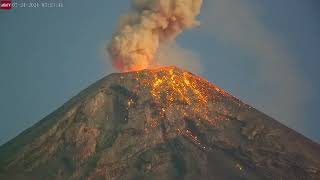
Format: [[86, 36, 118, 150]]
[[131, 67, 231, 123]]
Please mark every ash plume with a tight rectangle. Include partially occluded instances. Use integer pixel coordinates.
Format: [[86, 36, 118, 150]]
[[108, 0, 203, 72]]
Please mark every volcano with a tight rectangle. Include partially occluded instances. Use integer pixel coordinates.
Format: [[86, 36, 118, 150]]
[[0, 67, 319, 180]]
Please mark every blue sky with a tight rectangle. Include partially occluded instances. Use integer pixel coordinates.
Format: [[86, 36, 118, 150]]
[[0, 0, 319, 144]]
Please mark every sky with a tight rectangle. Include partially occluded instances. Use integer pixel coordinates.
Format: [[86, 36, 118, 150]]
[[0, 0, 319, 145]]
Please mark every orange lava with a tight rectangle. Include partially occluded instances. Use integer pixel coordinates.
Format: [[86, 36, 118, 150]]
[[127, 66, 233, 149], [131, 66, 230, 121]]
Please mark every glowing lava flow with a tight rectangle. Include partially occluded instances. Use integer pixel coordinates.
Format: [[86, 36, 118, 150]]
[[150, 68, 208, 109], [125, 66, 233, 150], [132, 67, 230, 122]]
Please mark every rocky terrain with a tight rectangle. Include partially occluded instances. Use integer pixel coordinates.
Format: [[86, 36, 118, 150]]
[[0, 66, 319, 180]]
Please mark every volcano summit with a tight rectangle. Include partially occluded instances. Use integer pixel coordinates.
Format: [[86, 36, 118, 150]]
[[0, 67, 319, 180]]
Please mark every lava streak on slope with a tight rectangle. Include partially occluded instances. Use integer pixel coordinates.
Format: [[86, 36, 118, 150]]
[[121, 66, 236, 151], [129, 66, 232, 126]]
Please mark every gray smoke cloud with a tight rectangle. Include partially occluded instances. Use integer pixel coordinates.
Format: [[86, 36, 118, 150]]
[[108, 0, 203, 72], [201, 0, 310, 129]]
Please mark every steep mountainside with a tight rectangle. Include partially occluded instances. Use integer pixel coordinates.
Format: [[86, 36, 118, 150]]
[[0, 67, 319, 180]]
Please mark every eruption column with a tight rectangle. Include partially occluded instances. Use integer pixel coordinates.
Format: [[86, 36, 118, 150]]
[[108, 0, 203, 72]]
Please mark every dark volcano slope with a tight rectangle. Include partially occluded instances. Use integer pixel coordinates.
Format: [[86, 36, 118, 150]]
[[0, 67, 319, 180]]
